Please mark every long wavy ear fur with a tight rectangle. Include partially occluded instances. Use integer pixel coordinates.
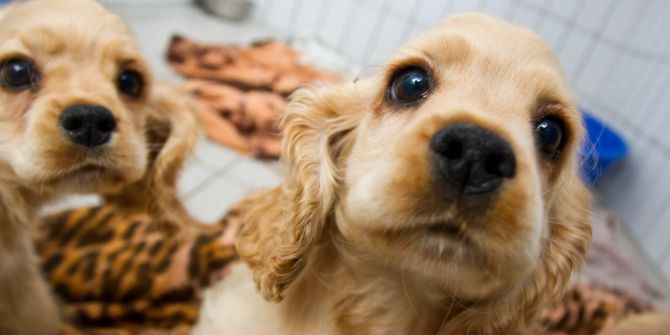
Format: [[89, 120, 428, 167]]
[[236, 81, 366, 302], [104, 82, 201, 230], [526, 172, 592, 326]]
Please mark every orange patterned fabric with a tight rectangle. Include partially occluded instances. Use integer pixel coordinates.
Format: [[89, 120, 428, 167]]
[[167, 36, 340, 159], [36, 205, 240, 335]]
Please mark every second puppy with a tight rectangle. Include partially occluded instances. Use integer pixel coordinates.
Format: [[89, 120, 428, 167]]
[[0, 1, 199, 334]]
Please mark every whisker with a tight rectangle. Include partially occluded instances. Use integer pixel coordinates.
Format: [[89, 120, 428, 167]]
[[401, 270, 419, 318]]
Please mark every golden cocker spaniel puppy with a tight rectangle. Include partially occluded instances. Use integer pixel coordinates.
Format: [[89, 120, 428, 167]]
[[0, 1, 199, 334], [195, 13, 591, 335]]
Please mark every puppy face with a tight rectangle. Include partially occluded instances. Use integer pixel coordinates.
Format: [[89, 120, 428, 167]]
[[0, 0, 151, 194], [237, 13, 591, 310], [340, 14, 586, 299]]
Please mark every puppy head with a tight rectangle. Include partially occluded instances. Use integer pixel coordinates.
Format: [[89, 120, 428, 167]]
[[0, 0, 151, 194], [341, 14, 592, 298], [239, 13, 591, 317]]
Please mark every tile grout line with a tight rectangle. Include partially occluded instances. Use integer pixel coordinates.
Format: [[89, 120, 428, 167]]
[[182, 158, 243, 200]]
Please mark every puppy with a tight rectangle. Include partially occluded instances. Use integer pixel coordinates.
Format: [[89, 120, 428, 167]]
[[195, 13, 591, 335], [0, 1, 199, 334]]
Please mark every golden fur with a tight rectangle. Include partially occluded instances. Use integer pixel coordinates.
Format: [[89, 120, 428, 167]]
[[0, 1, 199, 334], [195, 13, 591, 335], [608, 311, 670, 335]]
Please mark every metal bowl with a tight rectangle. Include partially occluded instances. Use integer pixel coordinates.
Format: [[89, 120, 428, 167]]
[[200, 0, 254, 21]]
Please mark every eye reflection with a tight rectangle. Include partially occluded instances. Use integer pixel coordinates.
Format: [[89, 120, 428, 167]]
[[535, 117, 565, 158]]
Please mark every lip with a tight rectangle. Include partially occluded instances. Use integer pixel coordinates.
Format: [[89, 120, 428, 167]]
[[61, 163, 109, 176], [384, 220, 469, 250], [47, 163, 112, 183], [424, 221, 463, 238], [386, 220, 467, 242], [415, 221, 474, 261], [76, 164, 108, 174]]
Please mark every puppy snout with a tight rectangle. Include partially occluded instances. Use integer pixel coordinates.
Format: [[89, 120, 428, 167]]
[[60, 105, 116, 148], [430, 123, 516, 195]]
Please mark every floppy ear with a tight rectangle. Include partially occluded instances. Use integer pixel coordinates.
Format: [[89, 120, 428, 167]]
[[236, 81, 366, 302], [104, 82, 201, 230], [530, 170, 591, 305]]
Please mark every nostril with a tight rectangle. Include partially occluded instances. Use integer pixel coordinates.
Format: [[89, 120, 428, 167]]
[[498, 158, 516, 178], [443, 140, 463, 160], [484, 153, 516, 178], [61, 117, 83, 131], [97, 117, 116, 133], [484, 154, 501, 175]]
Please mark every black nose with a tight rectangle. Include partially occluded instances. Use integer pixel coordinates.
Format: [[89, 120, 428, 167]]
[[430, 123, 516, 195], [60, 105, 116, 148]]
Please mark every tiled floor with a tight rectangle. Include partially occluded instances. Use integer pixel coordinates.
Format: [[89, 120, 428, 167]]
[[178, 139, 281, 222]]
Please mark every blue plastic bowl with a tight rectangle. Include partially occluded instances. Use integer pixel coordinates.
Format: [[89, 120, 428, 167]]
[[580, 109, 628, 185]]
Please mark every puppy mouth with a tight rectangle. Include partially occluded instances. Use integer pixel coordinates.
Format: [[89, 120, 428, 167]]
[[49, 163, 118, 183], [384, 219, 468, 242], [406, 221, 473, 258], [76, 164, 107, 173], [424, 221, 464, 238], [384, 220, 469, 254]]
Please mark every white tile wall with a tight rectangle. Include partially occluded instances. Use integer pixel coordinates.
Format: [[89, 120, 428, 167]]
[[251, 0, 670, 280]]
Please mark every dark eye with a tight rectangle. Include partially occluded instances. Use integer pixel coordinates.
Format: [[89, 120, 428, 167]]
[[117, 70, 144, 98], [535, 117, 565, 158], [0, 58, 38, 91], [388, 67, 430, 103]]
